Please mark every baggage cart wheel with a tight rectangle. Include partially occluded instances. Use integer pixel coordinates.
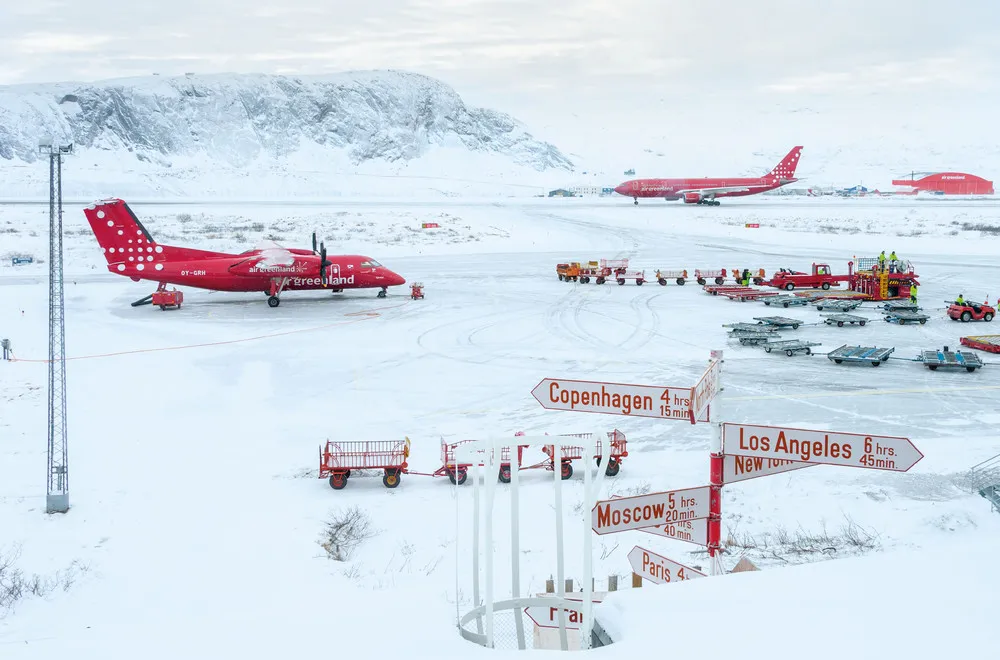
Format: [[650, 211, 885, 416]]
[[837, 321, 844, 327], [783, 302, 789, 308], [928, 365, 938, 370], [159, 305, 167, 311], [715, 277, 724, 285], [834, 359, 843, 363], [785, 349, 794, 356], [329, 474, 347, 490], [676, 278, 685, 286], [816, 306, 824, 310], [967, 366, 976, 372], [860, 320, 866, 326], [764, 346, 772, 353], [898, 319, 905, 325], [604, 459, 620, 477], [449, 468, 468, 485], [792, 324, 799, 329], [986, 313, 994, 321], [805, 348, 812, 355], [919, 319, 926, 324], [636, 279, 644, 285], [558, 275, 564, 281], [498, 466, 511, 483], [658, 278, 667, 286], [871, 361, 881, 367], [764, 301, 771, 306], [383, 470, 400, 488], [597, 277, 605, 285], [821, 282, 831, 290], [560, 461, 573, 480], [617, 278, 625, 285], [697, 278, 706, 285]]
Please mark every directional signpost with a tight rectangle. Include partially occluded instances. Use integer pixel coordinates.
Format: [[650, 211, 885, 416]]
[[639, 517, 710, 547], [531, 378, 698, 422], [722, 453, 815, 484], [721, 423, 923, 472], [627, 546, 706, 585], [524, 594, 605, 629], [592, 486, 712, 535]]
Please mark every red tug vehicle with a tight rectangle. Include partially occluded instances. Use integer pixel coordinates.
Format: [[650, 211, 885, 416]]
[[948, 301, 995, 322]]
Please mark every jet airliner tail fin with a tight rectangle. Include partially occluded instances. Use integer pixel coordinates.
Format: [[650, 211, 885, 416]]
[[768, 146, 804, 182]]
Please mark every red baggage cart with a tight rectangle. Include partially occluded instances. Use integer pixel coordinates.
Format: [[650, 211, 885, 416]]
[[319, 438, 411, 490]]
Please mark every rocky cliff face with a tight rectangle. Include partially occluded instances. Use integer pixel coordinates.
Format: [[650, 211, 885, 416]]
[[0, 70, 573, 172]]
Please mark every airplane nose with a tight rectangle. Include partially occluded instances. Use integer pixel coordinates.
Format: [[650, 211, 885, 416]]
[[614, 184, 628, 195], [385, 269, 405, 286]]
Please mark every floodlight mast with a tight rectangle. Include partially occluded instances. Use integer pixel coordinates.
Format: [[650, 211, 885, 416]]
[[39, 140, 72, 514]]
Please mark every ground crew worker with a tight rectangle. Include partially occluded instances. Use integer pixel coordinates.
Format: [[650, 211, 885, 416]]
[[956, 294, 965, 306], [909, 286, 918, 304], [742, 268, 750, 286], [878, 251, 886, 269], [1, 338, 10, 361], [888, 250, 898, 272]]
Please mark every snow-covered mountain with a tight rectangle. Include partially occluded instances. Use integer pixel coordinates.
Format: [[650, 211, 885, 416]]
[[0, 71, 572, 199]]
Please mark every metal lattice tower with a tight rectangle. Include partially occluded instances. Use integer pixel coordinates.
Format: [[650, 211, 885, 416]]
[[40, 139, 72, 514]]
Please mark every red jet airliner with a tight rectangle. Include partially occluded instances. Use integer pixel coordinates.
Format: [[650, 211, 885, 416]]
[[614, 146, 803, 205], [83, 198, 406, 308]]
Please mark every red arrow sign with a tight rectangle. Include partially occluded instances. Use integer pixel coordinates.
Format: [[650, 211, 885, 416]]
[[627, 546, 706, 584], [722, 423, 923, 472], [531, 378, 695, 421], [592, 486, 712, 535]]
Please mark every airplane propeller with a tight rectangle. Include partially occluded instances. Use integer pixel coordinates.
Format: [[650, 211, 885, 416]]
[[319, 241, 332, 285], [312, 232, 318, 255]]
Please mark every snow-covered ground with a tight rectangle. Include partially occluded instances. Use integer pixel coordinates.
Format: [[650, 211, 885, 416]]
[[2, 195, 999, 656]]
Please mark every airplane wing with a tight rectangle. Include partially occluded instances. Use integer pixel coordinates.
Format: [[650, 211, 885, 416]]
[[673, 185, 753, 196]]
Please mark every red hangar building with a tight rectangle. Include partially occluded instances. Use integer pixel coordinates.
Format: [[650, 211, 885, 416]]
[[892, 171, 994, 195]]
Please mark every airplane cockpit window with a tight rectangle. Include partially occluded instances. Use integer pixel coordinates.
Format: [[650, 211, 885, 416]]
[[359, 259, 382, 268]]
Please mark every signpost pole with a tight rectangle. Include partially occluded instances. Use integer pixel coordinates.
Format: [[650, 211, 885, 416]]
[[554, 436, 568, 651], [510, 438, 526, 650], [708, 423, 724, 576]]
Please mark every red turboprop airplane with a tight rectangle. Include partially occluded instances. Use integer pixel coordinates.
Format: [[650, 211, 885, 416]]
[[83, 198, 406, 308], [614, 146, 804, 206]]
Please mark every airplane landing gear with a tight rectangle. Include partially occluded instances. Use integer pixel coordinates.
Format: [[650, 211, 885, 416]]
[[699, 199, 721, 206], [377, 287, 387, 299], [267, 276, 290, 308], [633, 197, 638, 205]]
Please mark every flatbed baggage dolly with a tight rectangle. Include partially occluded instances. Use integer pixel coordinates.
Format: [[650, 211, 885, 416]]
[[753, 316, 804, 329], [763, 294, 811, 308], [827, 344, 894, 366], [917, 346, 984, 372], [960, 335, 1000, 353], [695, 269, 727, 285], [884, 310, 929, 325], [723, 322, 782, 333], [730, 329, 783, 346], [761, 339, 821, 356], [881, 301, 921, 312], [822, 313, 870, 327], [814, 299, 863, 312]]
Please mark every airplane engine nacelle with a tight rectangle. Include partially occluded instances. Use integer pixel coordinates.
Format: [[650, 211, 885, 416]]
[[683, 192, 702, 204]]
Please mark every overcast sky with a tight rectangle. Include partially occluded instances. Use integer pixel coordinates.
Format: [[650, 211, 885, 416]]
[[2, 0, 997, 137]]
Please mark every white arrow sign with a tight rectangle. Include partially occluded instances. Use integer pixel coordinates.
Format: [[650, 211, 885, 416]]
[[523, 593, 606, 629], [531, 378, 695, 421], [691, 358, 722, 422], [627, 546, 706, 585], [592, 486, 711, 535], [722, 453, 815, 484], [639, 517, 710, 547], [722, 423, 923, 472]]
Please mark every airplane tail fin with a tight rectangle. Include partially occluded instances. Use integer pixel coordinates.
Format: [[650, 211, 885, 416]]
[[83, 198, 226, 276], [767, 146, 804, 182]]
